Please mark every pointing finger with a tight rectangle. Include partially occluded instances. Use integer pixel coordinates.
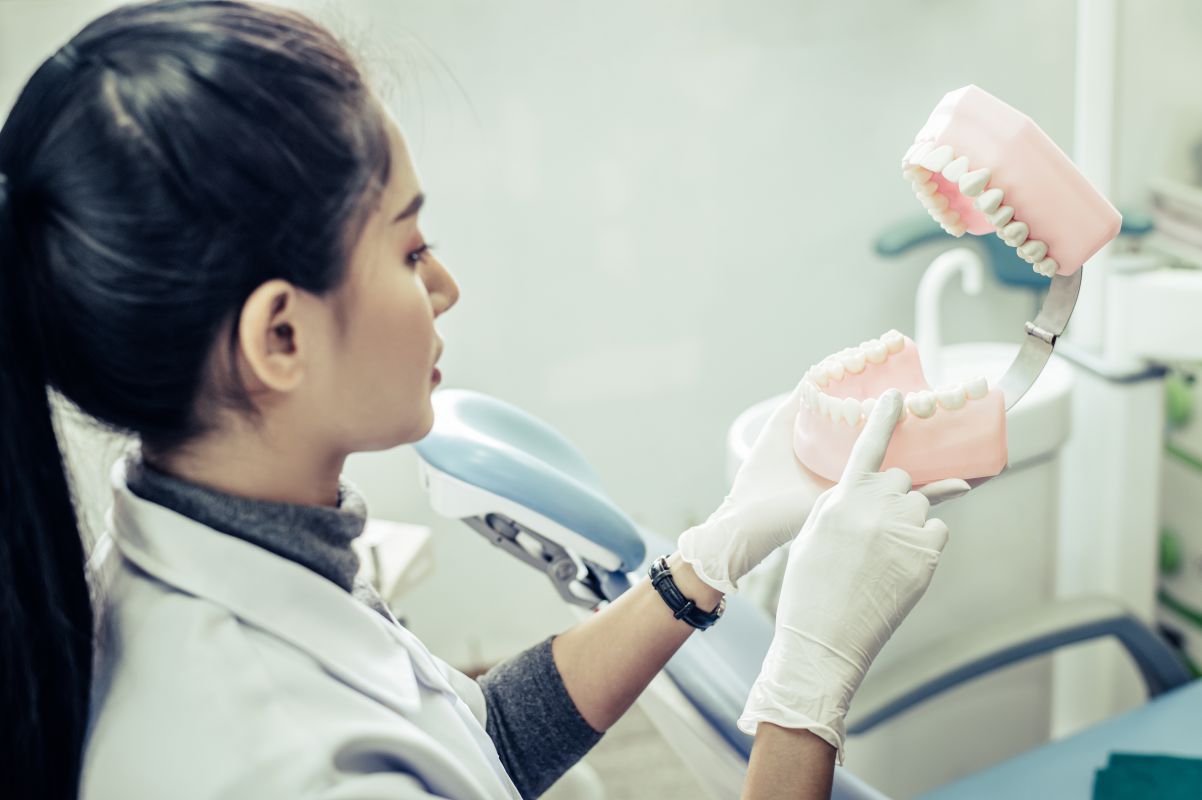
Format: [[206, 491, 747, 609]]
[[842, 389, 903, 479]]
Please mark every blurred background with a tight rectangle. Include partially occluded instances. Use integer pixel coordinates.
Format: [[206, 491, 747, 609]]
[[3, 1, 1202, 797]]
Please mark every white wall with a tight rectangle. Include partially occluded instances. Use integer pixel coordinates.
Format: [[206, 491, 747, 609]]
[[9, 0, 1178, 669]]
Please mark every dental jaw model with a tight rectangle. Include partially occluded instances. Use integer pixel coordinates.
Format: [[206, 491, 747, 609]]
[[794, 85, 1122, 484]]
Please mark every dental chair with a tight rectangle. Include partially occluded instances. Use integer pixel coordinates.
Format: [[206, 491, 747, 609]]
[[415, 389, 1195, 799]]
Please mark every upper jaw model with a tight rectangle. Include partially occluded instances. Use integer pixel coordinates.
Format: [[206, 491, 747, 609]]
[[901, 85, 1121, 278], [793, 85, 1122, 485]]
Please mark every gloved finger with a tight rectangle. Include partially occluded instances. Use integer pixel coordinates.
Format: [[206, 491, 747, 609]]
[[842, 389, 903, 479], [880, 467, 913, 495], [918, 478, 972, 507], [919, 516, 951, 552], [900, 490, 931, 526]]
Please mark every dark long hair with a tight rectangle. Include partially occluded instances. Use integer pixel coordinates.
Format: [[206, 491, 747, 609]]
[[0, 2, 390, 796]]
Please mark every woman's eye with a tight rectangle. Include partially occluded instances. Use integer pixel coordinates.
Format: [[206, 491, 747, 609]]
[[406, 242, 435, 266]]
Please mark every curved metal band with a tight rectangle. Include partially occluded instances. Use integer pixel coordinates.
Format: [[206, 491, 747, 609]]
[[997, 268, 1083, 411]]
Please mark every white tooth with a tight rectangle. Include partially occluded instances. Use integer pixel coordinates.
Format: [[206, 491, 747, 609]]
[[802, 383, 816, 409], [910, 140, 935, 164], [823, 360, 845, 382], [817, 393, 832, 418], [903, 141, 919, 162], [903, 165, 932, 182], [941, 156, 970, 182], [913, 180, 938, 196], [827, 396, 843, 423], [986, 204, 1015, 227], [1036, 257, 1059, 277], [974, 187, 1005, 214], [863, 339, 888, 364], [936, 384, 967, 410], [882, 330, 905, 354], [919, 144, 955, 172], [841, 350, 867, 374], [1018, 239, 1048, 264], [957, 167, 992, 197], [842, 397, 862, 426], [906, 391, 936, 419], [861, 397, 876, 418], [943, 219, 968, 237], [919, 191, 950, 211], [809, 366, 829, 388], [964, 377, 988, 400], [937, 209, 961, 226], [1001, 221, 1030, 246]]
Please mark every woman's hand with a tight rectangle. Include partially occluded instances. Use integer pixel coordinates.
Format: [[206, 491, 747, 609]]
[[737, 389, 965, 762], [678, 380, 967, 596]]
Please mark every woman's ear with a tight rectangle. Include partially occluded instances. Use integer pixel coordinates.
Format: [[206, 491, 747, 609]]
[[237, 279, 306, 393]]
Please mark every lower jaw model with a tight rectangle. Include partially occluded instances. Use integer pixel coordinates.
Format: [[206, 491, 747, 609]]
[[794, 330, 1005, 485], [793, 85, 1121, 485]]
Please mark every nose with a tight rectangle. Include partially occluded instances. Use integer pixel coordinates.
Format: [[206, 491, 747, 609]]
[[421, 252, 460, 317]]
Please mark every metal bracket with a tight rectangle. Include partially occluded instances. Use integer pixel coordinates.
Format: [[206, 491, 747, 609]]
[[462, 513, 606, 609], [996, 268, 1083, 411]]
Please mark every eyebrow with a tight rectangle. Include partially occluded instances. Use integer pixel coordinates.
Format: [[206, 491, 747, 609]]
[[392, 193, 425, 223]]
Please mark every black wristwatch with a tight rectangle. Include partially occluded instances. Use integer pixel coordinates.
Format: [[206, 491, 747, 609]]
[[648, 556, 726, 631]]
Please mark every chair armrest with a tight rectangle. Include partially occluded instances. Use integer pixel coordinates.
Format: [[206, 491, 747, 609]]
[[847, 596, 1192, 735]]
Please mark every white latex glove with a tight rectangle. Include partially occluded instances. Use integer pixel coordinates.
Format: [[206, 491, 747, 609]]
[[677, 380, 969, 595], [737, 389, 967, 762]]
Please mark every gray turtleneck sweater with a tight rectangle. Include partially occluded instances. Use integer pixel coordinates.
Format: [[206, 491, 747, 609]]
[[126, 458, 602, 799]]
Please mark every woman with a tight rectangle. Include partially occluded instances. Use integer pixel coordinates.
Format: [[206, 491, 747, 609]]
[[0, 2, 967, 798]]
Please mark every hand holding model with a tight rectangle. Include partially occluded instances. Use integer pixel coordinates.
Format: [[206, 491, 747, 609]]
[[678, 380, 968, 596], [738, 389, 965, 760]]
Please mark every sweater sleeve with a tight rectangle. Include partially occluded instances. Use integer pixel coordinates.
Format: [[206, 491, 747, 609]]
[[477, 637, 603, 799]]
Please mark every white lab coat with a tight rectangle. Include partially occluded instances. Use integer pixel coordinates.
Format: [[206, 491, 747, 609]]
[[82, 460, 523, 800]]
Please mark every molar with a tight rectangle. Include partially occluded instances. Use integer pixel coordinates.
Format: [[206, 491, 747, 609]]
[[1035, 257, 1059, 277], [863, 339, 888, 364], [903, 165, 932, 182], [958, 168, 992, 197], [841, 350, 867, 374], [906, 391, 936, 419], [919, 144, 955, 172], [942, 218, 968, 237], [974, 187, 1005, 214], [823, 360, 846, 382], [1001, 221, 1030, 246], [964, 377, 988, 400], [807, 367, 829, 388], [1017, 239, 1048, 264], [914, 179, 938, 196], [986, 204, 1015, 227], [861, 397, 876, 418], [936, 384, 967, 410], [842, 397, 862, 426], [941, 156, 970, 182], [919, 192, 950, 211], [881, 330, 905, 354]]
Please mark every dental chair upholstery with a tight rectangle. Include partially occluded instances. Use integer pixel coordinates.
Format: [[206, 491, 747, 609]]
[[415, 390, 1195, 799]]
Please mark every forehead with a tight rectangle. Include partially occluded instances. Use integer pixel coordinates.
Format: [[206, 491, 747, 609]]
[[382, 112, 420, 202]]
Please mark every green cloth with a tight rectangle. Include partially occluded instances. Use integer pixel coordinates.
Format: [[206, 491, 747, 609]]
[[1093, 753, 1202, 799]]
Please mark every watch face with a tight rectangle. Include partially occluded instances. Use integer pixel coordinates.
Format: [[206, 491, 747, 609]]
[[715, 597, 727, 618]]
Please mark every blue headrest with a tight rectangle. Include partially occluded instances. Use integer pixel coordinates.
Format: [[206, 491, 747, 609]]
[[415, 390, 646, 571]]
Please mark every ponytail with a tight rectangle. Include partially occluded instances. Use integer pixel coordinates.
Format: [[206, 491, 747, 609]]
[[0, 104, 93, 800]]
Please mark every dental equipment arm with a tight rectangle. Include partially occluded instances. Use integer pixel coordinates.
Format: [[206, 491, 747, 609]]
[[679, 380, 969, 596], [739, 391, 963, 767]]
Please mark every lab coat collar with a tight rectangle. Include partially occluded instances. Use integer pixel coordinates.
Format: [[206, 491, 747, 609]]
[[106, 459, 425, 716]]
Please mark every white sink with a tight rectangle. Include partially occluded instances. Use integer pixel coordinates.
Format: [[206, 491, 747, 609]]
[[726, 342, 1074, 482]]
